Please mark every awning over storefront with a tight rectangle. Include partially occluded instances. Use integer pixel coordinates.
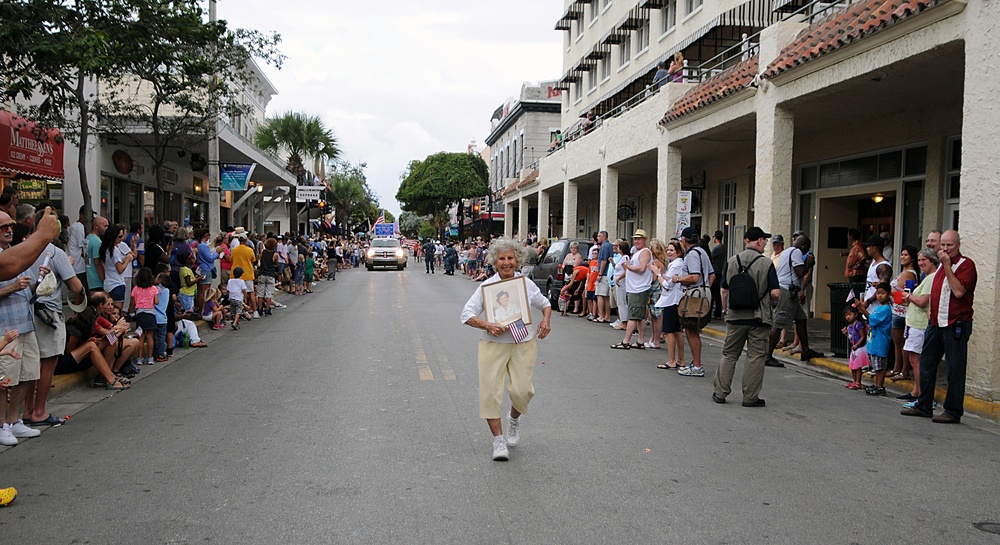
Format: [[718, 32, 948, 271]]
[[0, 109, 65, 180]]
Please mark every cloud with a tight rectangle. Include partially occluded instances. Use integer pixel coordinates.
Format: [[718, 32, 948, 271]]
[[219, 0, 564, 217]]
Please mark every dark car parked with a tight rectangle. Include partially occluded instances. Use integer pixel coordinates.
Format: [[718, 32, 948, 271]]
[[525, 238, 594, 306]]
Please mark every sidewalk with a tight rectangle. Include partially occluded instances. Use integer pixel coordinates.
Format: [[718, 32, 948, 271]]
[[0, 287, 301, 455], [702, 318, 1000, 424]]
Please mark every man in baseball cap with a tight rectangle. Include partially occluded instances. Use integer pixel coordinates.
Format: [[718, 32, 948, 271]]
[[713, 226, 780, 406]]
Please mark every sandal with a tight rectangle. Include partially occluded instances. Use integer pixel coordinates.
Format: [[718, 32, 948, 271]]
[[105, 378, 130, 391], [190, 342, 208, 348], [656, 363, 672, 370], [610, 342, 631, 350], [630, 343, 645, 350]]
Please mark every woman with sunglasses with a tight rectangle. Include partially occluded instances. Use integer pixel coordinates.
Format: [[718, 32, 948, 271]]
[[97, 225, 136, 309]]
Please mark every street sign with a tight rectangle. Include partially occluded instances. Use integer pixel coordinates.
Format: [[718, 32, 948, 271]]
[[374, 224, 395, 237], [296, 186, 323, 202]]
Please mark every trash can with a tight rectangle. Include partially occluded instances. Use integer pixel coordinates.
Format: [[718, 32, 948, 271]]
[[828, 282, 867, 357]]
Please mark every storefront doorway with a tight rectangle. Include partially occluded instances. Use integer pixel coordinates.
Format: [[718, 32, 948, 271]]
[[814, 192, 897, 319]]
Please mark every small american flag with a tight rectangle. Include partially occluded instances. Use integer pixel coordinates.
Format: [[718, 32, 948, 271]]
[[846, 289, 856, 303], [508, 319, 529, 344], [106, 332, 118, 345], [373, 210, 385, 225]]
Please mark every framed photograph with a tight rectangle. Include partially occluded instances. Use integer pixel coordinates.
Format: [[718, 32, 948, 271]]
[[482, 276, 532, 327]]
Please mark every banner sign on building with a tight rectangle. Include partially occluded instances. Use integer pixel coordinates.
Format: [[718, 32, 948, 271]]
[[295, 185, 323, 202], [220, 163, 256, 191]]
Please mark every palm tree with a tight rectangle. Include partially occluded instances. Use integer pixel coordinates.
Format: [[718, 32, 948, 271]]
[[255, 112, 339, 180]]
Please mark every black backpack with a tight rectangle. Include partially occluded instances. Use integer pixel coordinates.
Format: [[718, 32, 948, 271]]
[[728, 254, 764, 310]]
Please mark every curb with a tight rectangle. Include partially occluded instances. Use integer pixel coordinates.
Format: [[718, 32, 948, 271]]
[[48, 318, 211, 399], [701, 325, 1000, 424]]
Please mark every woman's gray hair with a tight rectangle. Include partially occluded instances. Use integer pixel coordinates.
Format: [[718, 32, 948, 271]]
[[486, 237, 530, 266], [569, 241, 579, 250], [918, 247, 940, 267]]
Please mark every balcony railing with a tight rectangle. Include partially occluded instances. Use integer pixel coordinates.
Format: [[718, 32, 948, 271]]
[[546, 0, 856, 157], [687, 0, 854, 83]]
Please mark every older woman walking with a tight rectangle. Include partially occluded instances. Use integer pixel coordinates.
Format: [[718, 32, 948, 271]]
[[461, 238, 552, 461]]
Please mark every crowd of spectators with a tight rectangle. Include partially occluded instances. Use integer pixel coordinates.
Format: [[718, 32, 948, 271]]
[[0, 191, 373, 505], [471, 222, 974, 420]]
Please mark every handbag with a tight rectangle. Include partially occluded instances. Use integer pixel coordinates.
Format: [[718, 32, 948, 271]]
[[678, 286, 711, 319]]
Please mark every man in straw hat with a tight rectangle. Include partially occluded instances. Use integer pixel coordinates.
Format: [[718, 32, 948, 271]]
[[610, 229, 653, 350]]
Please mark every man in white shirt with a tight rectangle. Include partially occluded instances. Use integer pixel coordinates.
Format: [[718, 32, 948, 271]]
[[67, 205, 88, 289]]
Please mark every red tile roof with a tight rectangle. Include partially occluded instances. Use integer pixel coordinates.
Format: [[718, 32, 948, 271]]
[[501, 169, 539, 197], [763, 0, 947, 79], [660, 55, 759, 125]]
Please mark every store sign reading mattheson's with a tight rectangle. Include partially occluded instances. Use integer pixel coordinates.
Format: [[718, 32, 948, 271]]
[[0, 109, 65, 179]]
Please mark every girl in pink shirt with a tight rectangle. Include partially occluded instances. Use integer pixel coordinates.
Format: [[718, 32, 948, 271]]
[[130, 267, 160, 365]]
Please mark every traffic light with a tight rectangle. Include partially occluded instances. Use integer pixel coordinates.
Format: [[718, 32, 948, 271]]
[[472, 203, 480, 215], [319, 200, 326, 212]]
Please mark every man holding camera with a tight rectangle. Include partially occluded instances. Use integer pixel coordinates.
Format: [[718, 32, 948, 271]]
[[767, 232, 822, 367]]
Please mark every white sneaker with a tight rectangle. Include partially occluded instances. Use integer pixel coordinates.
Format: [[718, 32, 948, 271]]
[[610, 320, 621, 328], [273, 303, 287, 309], [678, 365, 705, 377], [0, 424, 17, 446], [506, 415, 521, 448], [10, 420, 40, 438], [252, 311, 260, 319], [491, 436, 509, 461]]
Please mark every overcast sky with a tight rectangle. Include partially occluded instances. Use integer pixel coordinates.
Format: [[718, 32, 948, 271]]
[[219, 0, 565, 218]]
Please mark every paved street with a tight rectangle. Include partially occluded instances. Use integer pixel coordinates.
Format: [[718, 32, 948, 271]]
[[2, 264, 1000, 544]]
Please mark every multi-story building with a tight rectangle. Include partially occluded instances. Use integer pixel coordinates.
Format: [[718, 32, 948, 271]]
[[1, 59, 297, 234], [506, 0, 1000, 401], [485, 81, 563, 238]]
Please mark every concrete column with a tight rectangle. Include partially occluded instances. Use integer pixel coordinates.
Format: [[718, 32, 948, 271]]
[[563, 181, 578, 239], [656, 142, 682, 241], [537, 190, 550, 240], [754, 97, 794, 240], [504, 201, 514, 239], [959, 1, 1000, 401], [599, 166, 619, 235], [518, 195, 530, 242]]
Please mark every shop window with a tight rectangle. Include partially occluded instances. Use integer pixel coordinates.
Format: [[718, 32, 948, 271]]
[[944, 137, 961, 230], [876, 151, 902, 180], [720, 180, 736, 259], [799, 146, 927, 190], [193, 176, 208, 198], [901, 180, 925, 249], [904, 146, 927, 176], [143, 190, 156, 227], [800, 166, 818, 190], [100, 175, 111, 219]]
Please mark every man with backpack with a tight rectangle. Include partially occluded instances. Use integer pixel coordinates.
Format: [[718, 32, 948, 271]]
[[712, 227, 781, 407]]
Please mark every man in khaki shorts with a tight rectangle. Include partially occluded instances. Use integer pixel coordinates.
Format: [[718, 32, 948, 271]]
[[0, 262, 43, 446]]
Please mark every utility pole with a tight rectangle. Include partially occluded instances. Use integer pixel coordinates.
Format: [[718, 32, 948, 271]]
[[207, 0, 222, 235]]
